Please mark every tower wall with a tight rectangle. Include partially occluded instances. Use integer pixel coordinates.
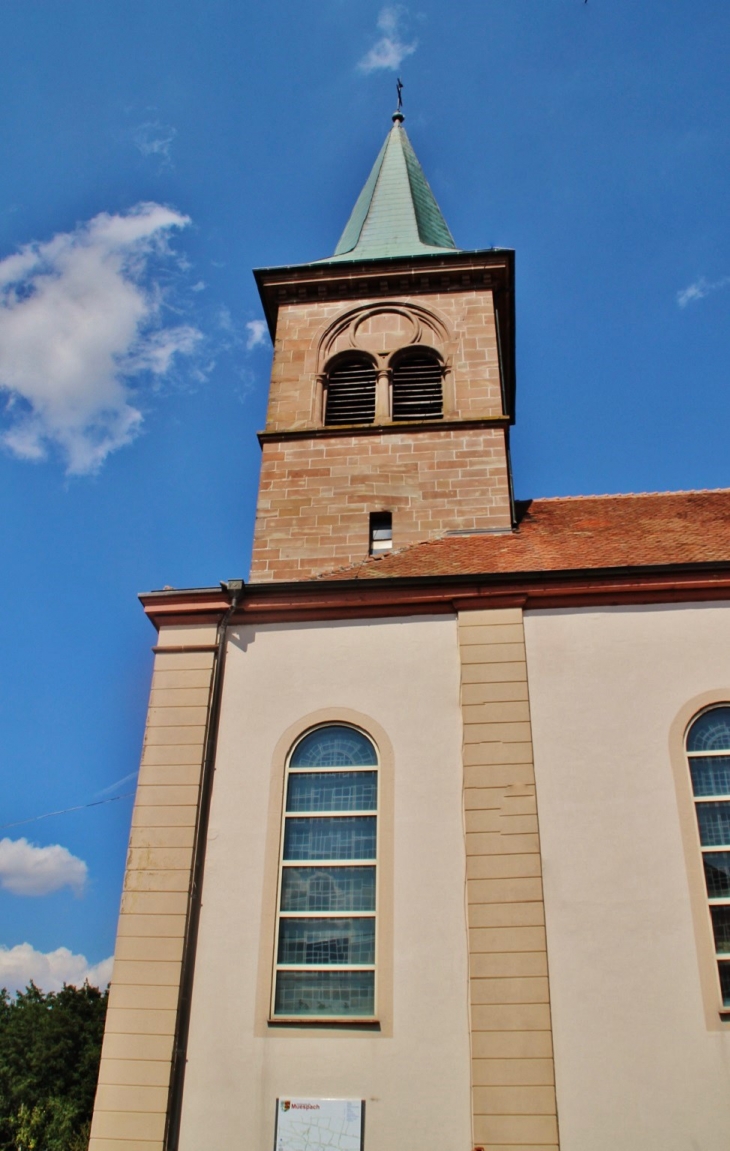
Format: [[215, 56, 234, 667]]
[[251, 427, 511, 581], [250, 290, 513, 582]]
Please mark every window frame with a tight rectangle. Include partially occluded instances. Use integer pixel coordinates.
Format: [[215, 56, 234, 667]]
[[270, 723, 381, 1024], [369, 511, 393, 557], [669, 692, 730, 1030], [685, 705, 730, 1009]]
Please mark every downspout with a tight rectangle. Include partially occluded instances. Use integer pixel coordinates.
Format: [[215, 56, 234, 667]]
[[164, 578, 244, 1151]]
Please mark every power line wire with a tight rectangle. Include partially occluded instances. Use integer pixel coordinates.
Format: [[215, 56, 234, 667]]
[[0, 791, 136, 833]]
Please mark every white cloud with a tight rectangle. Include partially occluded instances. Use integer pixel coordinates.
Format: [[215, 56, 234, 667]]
[[216, 305, 233, 333], [0, 943, 113, 994], [245, 319, 268, 350], [358, 6, 417, 73], [677, 275, 730, 308], [0, 837, 87, 897], [133, 119, 177, 165], [0, 202, 202, 474]]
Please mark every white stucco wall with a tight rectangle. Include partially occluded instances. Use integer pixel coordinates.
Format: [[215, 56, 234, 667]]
[[178, 615, 471, 1151], [524, 603, 730, 1151]]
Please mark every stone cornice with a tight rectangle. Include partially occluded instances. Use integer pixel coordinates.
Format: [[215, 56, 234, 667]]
[[256, 416, 511, 445], [140, 563, 730, 632], [254, 249, 513, 329]]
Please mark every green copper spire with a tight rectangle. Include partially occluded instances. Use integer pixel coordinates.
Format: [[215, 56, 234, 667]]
[[326, 113, 459, 262]]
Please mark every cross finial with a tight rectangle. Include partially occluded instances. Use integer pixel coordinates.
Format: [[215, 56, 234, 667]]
[[393, 77, 405, 123]]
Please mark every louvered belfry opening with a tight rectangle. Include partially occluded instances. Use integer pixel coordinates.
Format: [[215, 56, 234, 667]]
[[324, 356, 377, 425], [391, 350, 444, 421]]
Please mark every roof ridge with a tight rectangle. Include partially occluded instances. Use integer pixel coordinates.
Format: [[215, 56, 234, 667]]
[[332, 134, 389, 258], [357, 134, 391, 250], [534, 487, 730, 503], [400, 125, 457, 250]]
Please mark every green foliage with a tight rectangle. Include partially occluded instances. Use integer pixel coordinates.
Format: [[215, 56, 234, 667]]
[[0, 982, 107, 1151]]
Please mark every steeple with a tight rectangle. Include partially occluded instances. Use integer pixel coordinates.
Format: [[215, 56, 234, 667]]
[[326, 113, 459, 263], [250, 106, 517, 581]]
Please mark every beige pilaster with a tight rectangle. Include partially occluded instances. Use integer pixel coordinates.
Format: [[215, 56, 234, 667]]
[[458, 608, 560, 1151], [89, 625, 216, 1151]]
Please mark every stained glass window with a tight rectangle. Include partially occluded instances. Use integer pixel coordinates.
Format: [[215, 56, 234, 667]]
[[687, 708, 730, 753], [687, 707, 730, 1006], [291, 726, 377, 768], [273, 725, 378, 1019]]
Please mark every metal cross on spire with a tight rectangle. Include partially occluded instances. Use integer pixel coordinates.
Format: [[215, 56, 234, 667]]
[[396, 77, 404, 113]]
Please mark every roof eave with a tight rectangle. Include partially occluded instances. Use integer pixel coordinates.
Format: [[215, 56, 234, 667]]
[[140, 558, 730, 630]]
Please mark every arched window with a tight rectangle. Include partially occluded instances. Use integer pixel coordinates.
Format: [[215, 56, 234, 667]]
[[391, 349, 443, 421], [324, 356, 376, 426], [272, 724, 379, 1019], [686, 706, 730, 1005]]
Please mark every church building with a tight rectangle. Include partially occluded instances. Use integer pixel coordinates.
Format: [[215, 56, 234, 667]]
[[89, 109, 730, 1151]]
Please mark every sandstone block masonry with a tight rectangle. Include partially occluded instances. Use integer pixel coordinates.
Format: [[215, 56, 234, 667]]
[[264, 290, 504, 432], [250, 427, 512, 581], [89, 624, 216, 1151], [250, 287, 513, 581], [458, 607, 560, 1151]]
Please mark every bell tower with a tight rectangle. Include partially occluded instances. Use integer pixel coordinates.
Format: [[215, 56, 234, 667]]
[[251, 111, 516, 581]]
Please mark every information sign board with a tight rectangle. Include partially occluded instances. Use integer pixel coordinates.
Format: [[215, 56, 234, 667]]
[[275, 1098, 364, 1151]]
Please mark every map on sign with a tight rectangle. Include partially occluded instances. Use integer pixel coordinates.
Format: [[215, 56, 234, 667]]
[[275, 1098, 364, 1151]]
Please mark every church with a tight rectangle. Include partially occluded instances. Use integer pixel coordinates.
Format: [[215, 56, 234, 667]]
[[89, 108, 730, 1151]]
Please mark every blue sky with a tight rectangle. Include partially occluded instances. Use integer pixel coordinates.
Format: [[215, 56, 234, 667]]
[[1, 0, 729, 991]]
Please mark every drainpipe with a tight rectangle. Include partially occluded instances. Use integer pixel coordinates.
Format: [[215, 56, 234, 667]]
[[164, 578, 244, 1151]]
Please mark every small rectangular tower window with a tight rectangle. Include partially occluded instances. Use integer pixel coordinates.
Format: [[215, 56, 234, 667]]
[[369, 512, 392, 557]]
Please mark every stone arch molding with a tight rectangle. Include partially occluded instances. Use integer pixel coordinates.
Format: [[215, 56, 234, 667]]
[[317, 302, 453, 371]]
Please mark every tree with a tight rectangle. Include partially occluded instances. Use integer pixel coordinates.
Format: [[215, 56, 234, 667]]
[[0, 982, 108, 1151]]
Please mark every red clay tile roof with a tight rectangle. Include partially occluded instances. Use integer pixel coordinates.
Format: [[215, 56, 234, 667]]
[[318, 490, 730, 581]]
